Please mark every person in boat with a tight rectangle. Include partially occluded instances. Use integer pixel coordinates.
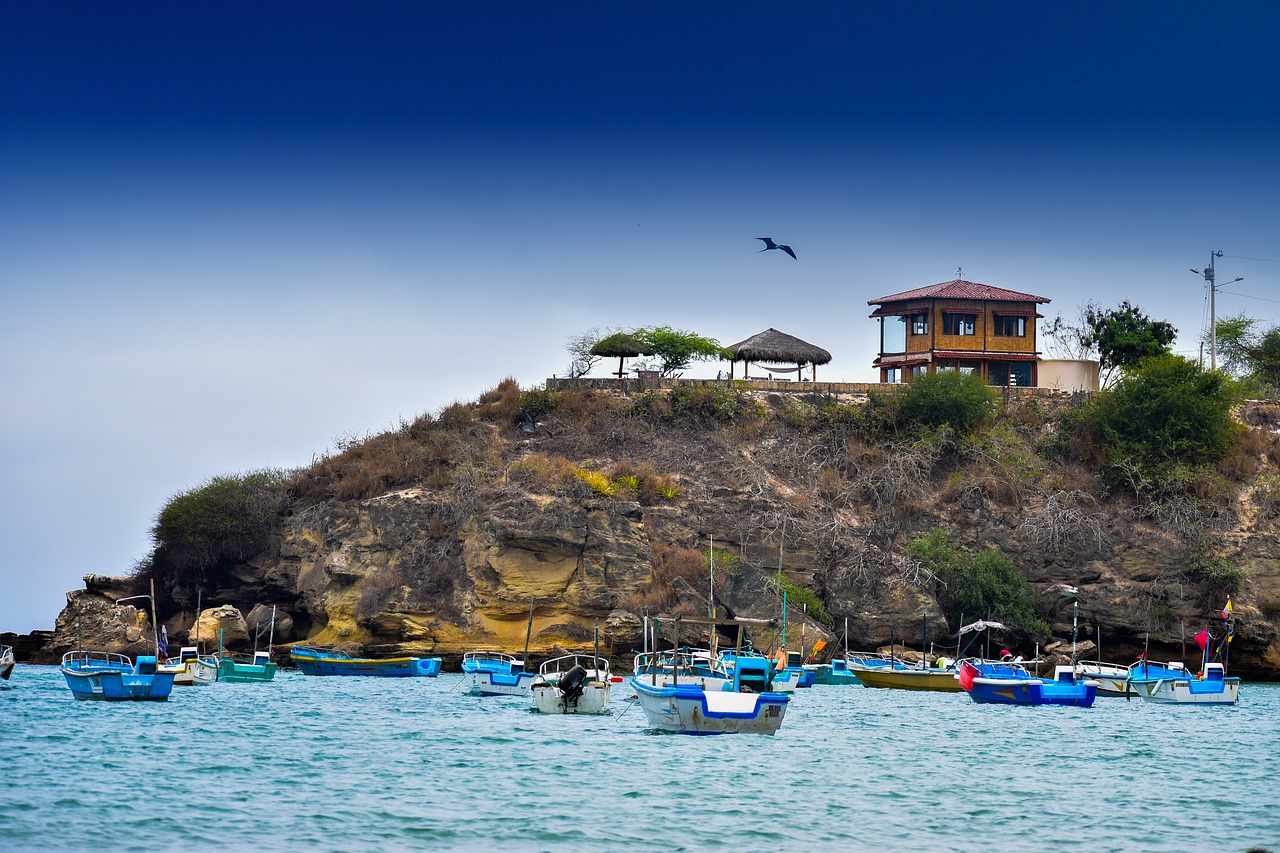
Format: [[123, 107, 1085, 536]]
[[934, 655, 952, 669], [1000, 649, 1014, 662]]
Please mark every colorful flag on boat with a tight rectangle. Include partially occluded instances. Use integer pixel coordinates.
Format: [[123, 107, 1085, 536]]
[[1221, 597, 1233, 621], [1194, 628, 1209, 651]]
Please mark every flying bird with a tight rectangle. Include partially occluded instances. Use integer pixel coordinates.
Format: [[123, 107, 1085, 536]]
[[756, 237, 796, 259]]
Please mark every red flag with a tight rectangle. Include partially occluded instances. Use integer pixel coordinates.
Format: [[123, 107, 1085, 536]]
[[1194, 628, 1209, 651]]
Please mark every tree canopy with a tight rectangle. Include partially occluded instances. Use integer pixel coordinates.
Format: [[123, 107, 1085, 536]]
[[1081, 300, 1177, 383], [897, 370, 997, 434], [1211, 313, 1280, 391], [1079, 354, 1243, 493], [633, 326, 729, 376]]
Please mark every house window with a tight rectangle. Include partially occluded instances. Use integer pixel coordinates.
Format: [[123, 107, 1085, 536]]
[[994, 315, 1027, 337], [937, 360, 981, 376], [942, 312, 977, 336], [987, 362, 1033, 387], [910, 313, 929, 336]]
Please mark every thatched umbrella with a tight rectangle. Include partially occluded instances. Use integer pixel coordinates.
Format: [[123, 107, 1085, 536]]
[[727, 328, 833, 381], [590, 331, 655, 378]]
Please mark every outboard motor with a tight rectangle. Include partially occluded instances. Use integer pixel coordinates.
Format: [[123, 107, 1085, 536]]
[[558, 665, 588, 708]]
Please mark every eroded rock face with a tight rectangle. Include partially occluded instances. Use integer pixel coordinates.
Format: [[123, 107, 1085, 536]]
[[34, 585, 161, 663], [35, 402, 1280, 677], [188, 605, 250, 648]]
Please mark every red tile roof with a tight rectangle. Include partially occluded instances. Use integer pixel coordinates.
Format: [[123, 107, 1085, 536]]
[[868, 279, 1051, 305]]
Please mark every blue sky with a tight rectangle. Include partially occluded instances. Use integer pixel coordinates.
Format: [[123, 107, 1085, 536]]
[[3, 3, 1279, 632]]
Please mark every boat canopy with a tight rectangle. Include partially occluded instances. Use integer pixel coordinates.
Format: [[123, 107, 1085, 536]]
[[958, 620, 1009, 635]]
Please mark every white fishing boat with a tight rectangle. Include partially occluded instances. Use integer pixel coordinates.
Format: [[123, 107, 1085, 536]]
[[158, 646, 219, 685], [1129, 661, 1240, 705], [531, 653, 613, 714], [1073, 659, 1131, 696], [630, 615, 790, 735], [0, 644, 15, 680], [462, 651, 537, 696]]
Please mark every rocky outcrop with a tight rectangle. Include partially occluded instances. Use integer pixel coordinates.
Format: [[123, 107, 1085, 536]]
[[30, 395, 1280, 677]]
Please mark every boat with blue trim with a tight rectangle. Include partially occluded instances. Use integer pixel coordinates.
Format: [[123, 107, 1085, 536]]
[[1129, 661, 1240, 705], [60, 651, 176, 701], [630, 615, 791, 735], [462, 651, 537, 696], [957, 659, 1098, 707], [290, 645, 442, 677], [0, 644, 14, 681]]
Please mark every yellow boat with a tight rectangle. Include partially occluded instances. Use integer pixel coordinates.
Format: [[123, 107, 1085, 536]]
[[847, 663, 962, 691]]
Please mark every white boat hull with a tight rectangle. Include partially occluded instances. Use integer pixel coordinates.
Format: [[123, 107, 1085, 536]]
[[466, 670, 536, 697], [629, 678, 788, 735], [531, 680, 612, 714], [1130, 676, 1240, 705], [161, 656, 219, 686]]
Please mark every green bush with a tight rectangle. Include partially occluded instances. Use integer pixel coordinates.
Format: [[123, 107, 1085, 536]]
[[149, 469, 290, 591], [1079, 355, 1243, 494], [776, 575, 833, 627], [898, 371, 997, 434], [908, 529, 1049, 637]]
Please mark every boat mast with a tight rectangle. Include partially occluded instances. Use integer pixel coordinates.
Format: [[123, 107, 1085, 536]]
[[522, 598, 535, 667], [955, 613, 963, 661], [1071, 599, 1079, 668], [708, 534, 717, 658], [195, 589, 202, 653], [268, 605, 276, 657]]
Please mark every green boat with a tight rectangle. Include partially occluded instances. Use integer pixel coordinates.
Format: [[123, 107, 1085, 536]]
[[217, 650, 278, 683], [805, 658, 861, 685]]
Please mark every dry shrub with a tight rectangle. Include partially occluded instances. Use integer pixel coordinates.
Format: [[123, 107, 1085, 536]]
[[356, 569, 402, 618], [476, 377, 522, 424], [291, 429, 458, 503], [506, 452, 577, 491], [817, 468, 848, 504], [624, 541, 706, 613], [437, 400, 475, 427], [844, 438, 883, 473], [554, 388, 613, 427]]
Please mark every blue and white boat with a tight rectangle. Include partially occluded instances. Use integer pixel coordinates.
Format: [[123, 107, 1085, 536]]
[[633, 647, 731, 690], [1123, 658, 1189, 696], [531, 653, 613, 714], [462, 651, 537, 696], [60, 650, 176, 701], [629, 661, 790, 735], [290, 645, 442, 677], [0, 644, 14, 680], [958, 659, 1097, 707], [716, 649, 788, 692], [1129, 661, 1240, 705]]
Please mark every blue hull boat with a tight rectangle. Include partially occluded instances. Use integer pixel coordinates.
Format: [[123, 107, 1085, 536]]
[[462, 651, 536, 696], [629, 676, 790, 736], [958, 660, 1097, 707], [290, 646, 442, 677], [60, 651, 176, 701]]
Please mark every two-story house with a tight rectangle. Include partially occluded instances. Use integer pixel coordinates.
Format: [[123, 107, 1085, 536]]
[[868, 279, 1050, 386]]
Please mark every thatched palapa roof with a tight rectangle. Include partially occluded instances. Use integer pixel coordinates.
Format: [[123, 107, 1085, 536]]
[[727, 328, 831, 366], [727, 328, 832, 381]]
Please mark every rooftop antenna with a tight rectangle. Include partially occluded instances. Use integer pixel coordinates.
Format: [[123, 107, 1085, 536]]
[[956, 267, 964, 280], [1190, 250, 1243, 372]]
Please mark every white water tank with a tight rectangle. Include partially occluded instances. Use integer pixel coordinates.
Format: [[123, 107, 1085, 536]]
[[1038, 359, 1100, 392]]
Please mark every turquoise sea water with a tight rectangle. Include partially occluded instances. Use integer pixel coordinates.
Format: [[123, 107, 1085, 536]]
[[3, 665, 1279, 852]]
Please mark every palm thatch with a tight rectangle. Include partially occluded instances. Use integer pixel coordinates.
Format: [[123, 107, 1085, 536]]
[[727, 328, 832, 380], [590, 331, 654, 378]]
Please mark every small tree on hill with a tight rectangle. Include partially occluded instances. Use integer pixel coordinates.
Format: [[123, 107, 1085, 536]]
[[633, 326, 730, 377], [1081, 300, 1177, 386]]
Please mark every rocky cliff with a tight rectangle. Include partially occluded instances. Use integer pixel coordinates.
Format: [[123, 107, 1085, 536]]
[[32, 384, 1280, 677]]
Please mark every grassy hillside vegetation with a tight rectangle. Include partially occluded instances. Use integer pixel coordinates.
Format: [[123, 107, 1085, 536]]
[[137, 368, 1278, 644]]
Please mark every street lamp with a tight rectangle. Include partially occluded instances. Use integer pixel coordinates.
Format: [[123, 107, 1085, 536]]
[[1190, 250, 1243, 371]]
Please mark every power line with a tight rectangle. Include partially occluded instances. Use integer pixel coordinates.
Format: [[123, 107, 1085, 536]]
[[1224, 254, 1280, 263], [1216, 288, 1280, 306]]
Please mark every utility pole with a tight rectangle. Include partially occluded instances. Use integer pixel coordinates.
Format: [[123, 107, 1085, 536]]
[[1191, 250, 1243, 372]]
